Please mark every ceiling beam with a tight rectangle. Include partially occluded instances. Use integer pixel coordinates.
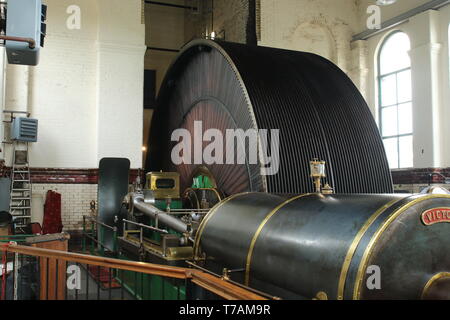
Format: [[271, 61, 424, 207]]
[[144, 0, 198, 11], [353, 0, 450, 41]]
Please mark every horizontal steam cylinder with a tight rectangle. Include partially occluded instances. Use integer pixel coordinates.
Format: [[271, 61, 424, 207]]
[[147, 39, 393, 196], [194, 193, 450, 300], [144, 39, 448, 300]]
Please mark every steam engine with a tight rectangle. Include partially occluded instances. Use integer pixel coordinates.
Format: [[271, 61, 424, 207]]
[[102, 39, 450, 300]]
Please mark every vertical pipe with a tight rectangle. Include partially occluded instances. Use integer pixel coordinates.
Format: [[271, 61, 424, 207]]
[[112, 226, 117, 255], [120, 269, 124, 300], [97, 266, 100, 300], [99, 225, 104, 256], [85, 264, 89, 300], [134, 271, 138, 299], [0, 48, 6, 161], [20, 252, 24, 298], [27, 64, 37, 115], [246, 0, 257, 45], [65, 262, 68, 300], [45, 257, 49, 300], [3, 251, 8, 300], [82, 216, 86, 253], [108, 267, 112, 300], [12, 252, 17, 300], [90, 221, 94, 254], [211, 0, 214, 36], [140, 273, 144, 299], [75, 263, 79, 300], [3, 63, 29, 166]]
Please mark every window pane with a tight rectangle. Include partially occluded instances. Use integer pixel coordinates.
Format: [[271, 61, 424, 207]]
[[380, 32, 411, 75], [382, 106, 398, 137], [398, 103, 412, 135], [399, 135, 413, 168], [397, 70, 412, 103], [383, 137, 399, 169], [380, 75, 397, 106]]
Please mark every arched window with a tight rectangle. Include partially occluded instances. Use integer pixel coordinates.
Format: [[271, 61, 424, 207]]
[[378, 32, 413, 169]]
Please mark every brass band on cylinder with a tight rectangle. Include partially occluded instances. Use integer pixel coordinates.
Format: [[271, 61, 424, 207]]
[[193, 192, 255, 259], [337, 197, 404, 300], [352, 194, 450, 300], [421, 272, 450, 299], [244, 194, 313, 286]]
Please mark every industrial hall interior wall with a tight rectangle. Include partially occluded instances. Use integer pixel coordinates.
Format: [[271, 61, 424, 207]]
[[1, 0, 450, 235], [0, 0, 145, 234]]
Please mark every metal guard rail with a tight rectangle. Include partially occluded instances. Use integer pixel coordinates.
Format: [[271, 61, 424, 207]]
[[0, 244, 267, 300], [82, 216, 118, 255]]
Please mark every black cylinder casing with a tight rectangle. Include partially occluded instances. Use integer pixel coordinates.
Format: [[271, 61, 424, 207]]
[[194, 193, 450, 300]]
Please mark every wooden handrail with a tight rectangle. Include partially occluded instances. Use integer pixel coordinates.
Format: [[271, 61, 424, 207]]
[[0, 244, 188, 279], [191, 271, 267, 300], [0, 244, 268, 300]]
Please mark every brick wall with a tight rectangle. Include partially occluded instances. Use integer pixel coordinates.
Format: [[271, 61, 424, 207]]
[[394, 183, 450, 194], [184, 0, 253, 44], [32, 183, 97, 231], [392, 168, 450, 193], [1, 168, 141, 231], [392, 168, 450, 185], [213, 0, 250, 43]]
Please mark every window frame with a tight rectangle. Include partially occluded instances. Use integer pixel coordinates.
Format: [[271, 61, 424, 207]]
[[377, 31, 413, 169]]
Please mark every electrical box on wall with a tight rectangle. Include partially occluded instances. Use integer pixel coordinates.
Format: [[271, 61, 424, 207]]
[[11, 117, 38, 142], [5, 0, 47, 66]]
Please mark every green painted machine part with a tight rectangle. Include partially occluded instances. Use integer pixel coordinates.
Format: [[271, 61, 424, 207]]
[[0, 234, 33, 244], [116, 254, 186, 300], [192, 175, 214, 189]]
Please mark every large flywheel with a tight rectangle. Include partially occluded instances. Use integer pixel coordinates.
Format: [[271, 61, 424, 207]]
[[146, 39, 393, 196]]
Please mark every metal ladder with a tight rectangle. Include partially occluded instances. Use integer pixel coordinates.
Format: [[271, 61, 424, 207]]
[[9, 141, 32, 232]]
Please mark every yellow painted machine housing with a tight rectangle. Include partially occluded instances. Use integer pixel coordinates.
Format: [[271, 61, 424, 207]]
[[145, 172, 180, 199]]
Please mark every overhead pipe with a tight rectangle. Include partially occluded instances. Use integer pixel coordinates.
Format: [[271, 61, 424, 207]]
[[0, 36, 36, 49]]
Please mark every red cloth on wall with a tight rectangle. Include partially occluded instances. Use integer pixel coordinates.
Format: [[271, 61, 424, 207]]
[[42, 190, 63, 234]]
